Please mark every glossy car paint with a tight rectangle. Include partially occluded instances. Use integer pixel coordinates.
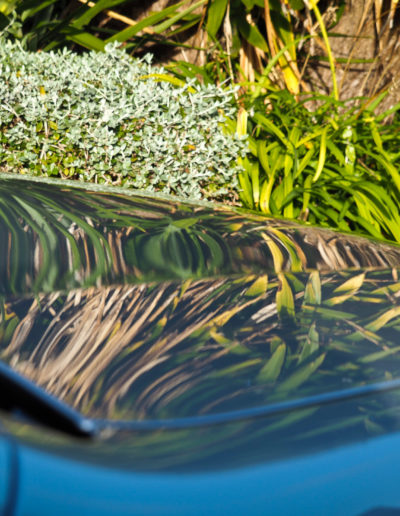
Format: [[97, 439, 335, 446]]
[[2, 174, 400, 515], [10, 432, 400, 516]]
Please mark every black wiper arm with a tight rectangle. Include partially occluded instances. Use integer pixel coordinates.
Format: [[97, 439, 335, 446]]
[[0, 361, 96, 438]]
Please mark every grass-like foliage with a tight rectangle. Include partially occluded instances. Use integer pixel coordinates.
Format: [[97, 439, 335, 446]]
[[0, 0, 347, 96], [235, 89, 400, 243], [2, 35, 400, 243], [0, 39, 246, 201]]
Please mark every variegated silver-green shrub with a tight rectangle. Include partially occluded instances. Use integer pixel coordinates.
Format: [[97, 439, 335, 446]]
[[0, 40, 246, 200]]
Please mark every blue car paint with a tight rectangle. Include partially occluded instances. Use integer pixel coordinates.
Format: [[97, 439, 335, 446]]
[[8, 432, 400, 516], [2, 175, 400, 515]]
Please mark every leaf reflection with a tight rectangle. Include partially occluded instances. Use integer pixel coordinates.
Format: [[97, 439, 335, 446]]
[[1, 269, 400, 424], [2, 177, 400, 469], [2, 176, 400, 296]]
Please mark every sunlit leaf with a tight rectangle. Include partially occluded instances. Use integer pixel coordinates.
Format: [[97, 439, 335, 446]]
[[210, 358, 261, 377], [153, 0, 205, 33], [105, 0, 197, 43], [268, 227, 305, 272], [325, 273, 365, 305], [312, 126, 328, 182], [245, 275, 268, 297], [261, 232, 284, 272], [139, 73, 196, 93], [337, 274, 367, 294], [304, 271, 321, 305], [366, 306, 400, 332], [71, 0, 127, 29]]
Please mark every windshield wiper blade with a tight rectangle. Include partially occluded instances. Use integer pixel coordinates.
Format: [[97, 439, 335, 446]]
[[0, 361, 96, 438]]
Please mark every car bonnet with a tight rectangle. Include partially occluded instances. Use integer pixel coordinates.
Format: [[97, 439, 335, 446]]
[[1, 175, 400, 433]]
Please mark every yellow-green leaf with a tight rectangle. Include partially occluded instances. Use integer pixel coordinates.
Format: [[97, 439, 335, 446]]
[[236, 107, 248, 137], [268, 228, 305, 272], [304, 270, 321, 305], [257, 343, 286, 383], [366, 306, 400, 332], [261, 232, 284, 272], [276, 273, 295, 319], [245, 275, 268, 297], [276, 353, 326, 393], [359, 345, 400, 364], [334, 273, 365, 294], [312, 126, 328, 182], [298, 322, 319, 363], [211, 358, 261, 378], [139, 73, 196, 93]]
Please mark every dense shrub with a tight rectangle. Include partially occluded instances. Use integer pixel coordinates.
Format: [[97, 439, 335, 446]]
[[0, 39, 246, 200]]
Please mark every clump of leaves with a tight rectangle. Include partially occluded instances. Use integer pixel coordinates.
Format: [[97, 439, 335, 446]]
[[0, 39, 246, 201], [233, 88, 400, 243]]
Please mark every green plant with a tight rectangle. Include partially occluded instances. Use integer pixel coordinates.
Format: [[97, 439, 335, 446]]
[[2, 0, 400, 101], [0, 0, 208, 52], [234, 88, 400, 243], [0, 0, 341, 95], [0, 39, 246, 201]]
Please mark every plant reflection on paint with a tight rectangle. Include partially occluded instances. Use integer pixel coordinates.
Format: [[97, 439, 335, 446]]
[[3, 176, 400, 470], [3, 269, 400, 420], [2, 176, 400, 297], [3, 269, 400, 470]]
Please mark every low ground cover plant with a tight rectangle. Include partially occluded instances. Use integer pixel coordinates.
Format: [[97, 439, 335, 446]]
[[0, 39, 245, 200]]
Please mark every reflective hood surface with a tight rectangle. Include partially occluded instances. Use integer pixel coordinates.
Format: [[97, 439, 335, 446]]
[[1, 174, 400, 298], [1, 175, 400, 432]]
